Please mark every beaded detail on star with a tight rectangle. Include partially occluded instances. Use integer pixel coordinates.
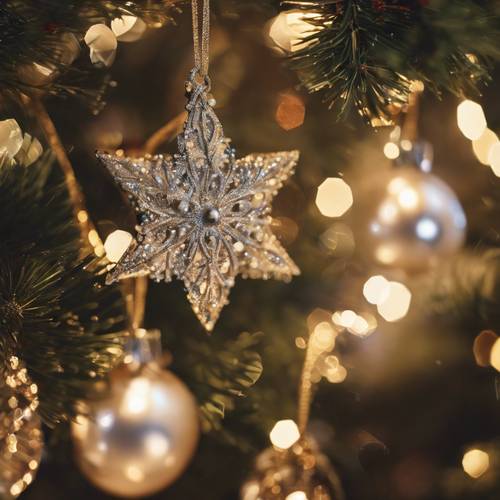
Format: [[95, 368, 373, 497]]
[[98, 68, 300, 331]]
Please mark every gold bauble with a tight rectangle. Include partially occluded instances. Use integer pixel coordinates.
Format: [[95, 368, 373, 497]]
[[0, 356, 43, 499], [241, 438, 344, 500]]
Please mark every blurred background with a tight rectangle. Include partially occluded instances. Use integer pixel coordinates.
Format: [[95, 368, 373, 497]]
[[15, 2, 500, 500]]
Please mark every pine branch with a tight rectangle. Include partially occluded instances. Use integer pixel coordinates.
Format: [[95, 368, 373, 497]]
[[165, 330, 263, 435], [286, 0, 500, 121], [419, 249, 500, 329], [0, 155, 126, 426], [0, 1, 182, 110]]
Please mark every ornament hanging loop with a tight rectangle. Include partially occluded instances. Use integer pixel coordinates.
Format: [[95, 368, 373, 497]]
[[191, 0, 210, 78]]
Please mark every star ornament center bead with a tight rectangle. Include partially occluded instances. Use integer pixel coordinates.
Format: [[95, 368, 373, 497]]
[[98, 69, 300, 331]]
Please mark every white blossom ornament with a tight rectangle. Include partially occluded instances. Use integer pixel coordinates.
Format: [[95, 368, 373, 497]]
[[0, 119, 23, 159], [98, 69, 300, 331], [84, 24, 117, 67], [111, 15, 147, 42]]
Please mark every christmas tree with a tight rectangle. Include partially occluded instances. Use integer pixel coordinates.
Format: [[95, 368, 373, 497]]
[[1, 1, 499, 499]]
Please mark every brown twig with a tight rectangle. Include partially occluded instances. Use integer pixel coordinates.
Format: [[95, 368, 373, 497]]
[[30, 97, 102, 255]]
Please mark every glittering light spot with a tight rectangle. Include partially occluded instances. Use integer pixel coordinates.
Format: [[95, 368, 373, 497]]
[[88, 229, 101, 247], [125, 464, 145, 482], [490, 338, 500, 371], [375, 244, 399, 265], [286, 492, 308, 500], [295, 337, 307, 349], [144, 432, 170, 457], [400, 139, 413, 152], [326, 364, 347, 383], [377, 282, 412, 322], [104, 229, 133, 262], [122, 377, 151, 415], [269, 419, 300, 449], [488, 142, 500, 177], [350, 315, 370, 337], [315, 178, 353, 217], [457, 100, 487, 140], [472, 129, 498, 165], [378, 201, 398, 224], [77, 210, 89, 223], [409, 80, 425, 92], [363, 275, 390, 305], [415, 217, 439, 241], [383, 142, 400, 159], [397, 187, 419, 209], [310, 322, 336, 352], [10, 481, 24, 497], [339, 310, 357, 328], [333, 309, 377, 337], [97, 410, 114, 429], [462, 449, 490, 478]]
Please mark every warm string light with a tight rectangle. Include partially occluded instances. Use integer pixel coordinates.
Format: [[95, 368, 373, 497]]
[[462, 449, 490, 478], [269, 420, 301, 450], [362, 275, 412, 322], [315, 177, 353, 217], [456, 99, 500, 177]]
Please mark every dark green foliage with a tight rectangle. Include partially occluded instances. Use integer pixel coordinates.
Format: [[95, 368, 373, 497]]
[[0, 153, 126, 426], [287, 0, 500, 121], [420, 249, 500, 328], [0, 1, 181, 108], [165, 329, 263, 435]]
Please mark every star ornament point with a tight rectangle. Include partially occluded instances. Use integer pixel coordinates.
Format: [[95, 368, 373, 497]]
[[99, 72, 300, 331]]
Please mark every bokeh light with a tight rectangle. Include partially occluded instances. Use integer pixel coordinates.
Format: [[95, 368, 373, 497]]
[[488, 141, 500, 177], [332, 310, 377, 337], [325, 364, 347, 383], [104, 229, 133, 263], [269, 420, 300, 450], [472, 128, 498, 165], [315, 178, 353, 217], [363, 275, 390, 305], [376, 281, 412, 322], [462, 449, 490, 478], [383, 142, 400, 160], [275, 92, 305, 131], [456, 100, 487, 140], [310, 322, 336, 352]]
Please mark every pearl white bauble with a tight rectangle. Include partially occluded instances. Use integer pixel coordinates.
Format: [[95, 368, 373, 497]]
[[361, 166, 466, 271], [71, 363, 199, 498]]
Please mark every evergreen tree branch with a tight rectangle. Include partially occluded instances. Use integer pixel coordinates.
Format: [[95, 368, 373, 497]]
[[0, 154, 126, 426], [0, 1, 182, 109], [285, 0, 500, 121]]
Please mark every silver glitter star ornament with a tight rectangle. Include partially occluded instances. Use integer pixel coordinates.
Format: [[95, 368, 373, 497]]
[[98, 69, 300, 331]]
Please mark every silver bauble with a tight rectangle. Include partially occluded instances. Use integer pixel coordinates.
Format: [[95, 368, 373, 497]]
[[357, 140, 467, 272], [241, 438, 344, 500], [71, 330, 199, 498]]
